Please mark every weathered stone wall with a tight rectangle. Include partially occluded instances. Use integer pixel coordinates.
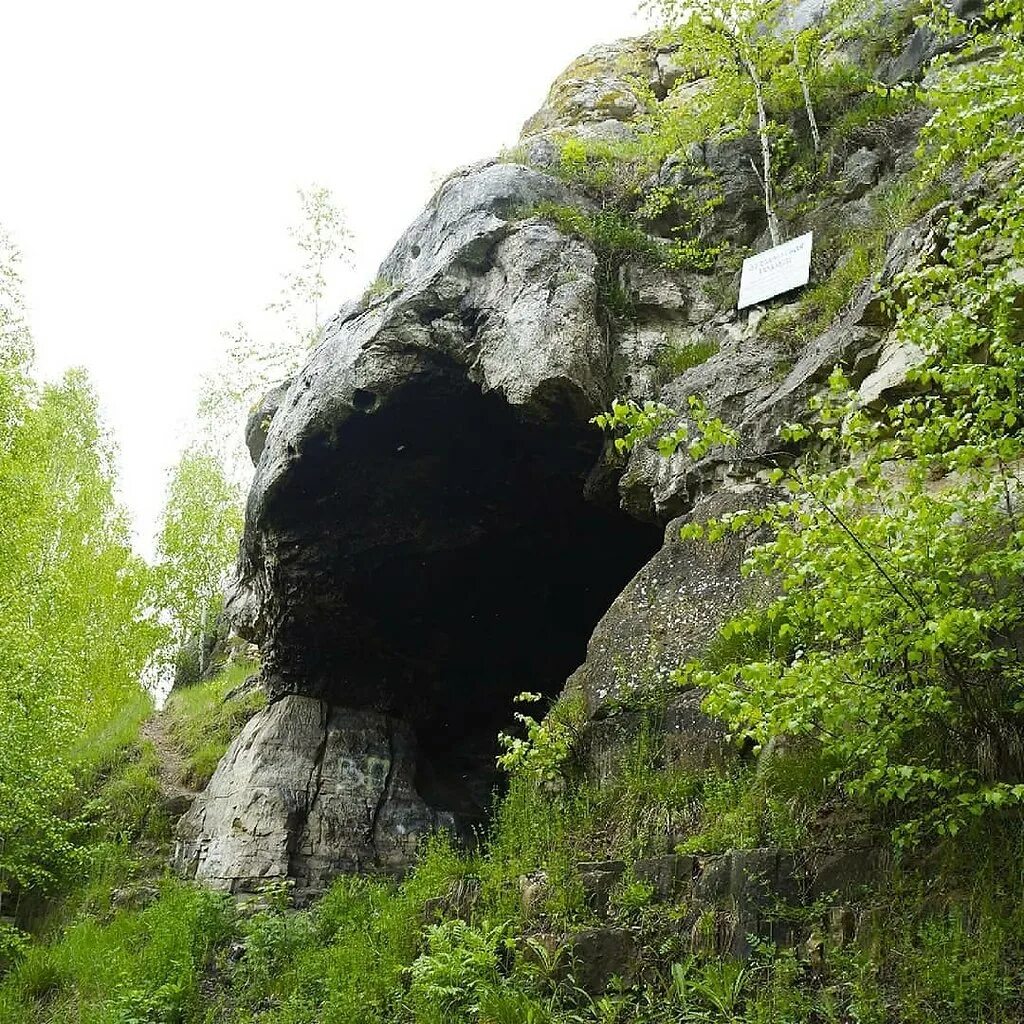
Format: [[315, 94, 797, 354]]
[[175, 696, 450, 892], [178, 15, 945, 892]]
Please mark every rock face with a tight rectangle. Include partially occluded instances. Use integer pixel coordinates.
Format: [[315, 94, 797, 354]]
[[245, 380, 291, 466], [181, 160, 667, 888], [175, 695, 448, 890], [181, 23, 938, 890]]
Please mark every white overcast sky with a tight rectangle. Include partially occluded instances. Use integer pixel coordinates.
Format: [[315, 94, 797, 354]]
[[1, 1, 647, 554]]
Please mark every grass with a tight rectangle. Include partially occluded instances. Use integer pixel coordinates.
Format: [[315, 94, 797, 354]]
[[1, 881, 233, 1024], [362, 275, 395, 303], [163, 659, 265, 788], [527, 200, 718, 324], [3, 699, 1024, 1024], [0, 678, 239, 1023], [826, 89, 920, 146], [69, 690, 155, 790], [655, 339, 719, 380], [760, 175, 950, 350]]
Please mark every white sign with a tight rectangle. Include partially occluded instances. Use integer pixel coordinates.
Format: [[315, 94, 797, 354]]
[[738, 232, 814, 310]]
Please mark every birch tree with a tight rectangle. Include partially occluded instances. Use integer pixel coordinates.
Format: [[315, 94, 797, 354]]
[[0, 235, 159, 935], [198, 185, 353, 479], [153, 446, 244, 680], [652, 0, 787, 245]]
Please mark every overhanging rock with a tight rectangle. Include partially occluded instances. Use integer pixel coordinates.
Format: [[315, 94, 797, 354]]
[[177, 161, 664, 887]]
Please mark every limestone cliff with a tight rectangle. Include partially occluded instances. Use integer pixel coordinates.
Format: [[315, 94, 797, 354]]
[[175, 8, 947, 893]]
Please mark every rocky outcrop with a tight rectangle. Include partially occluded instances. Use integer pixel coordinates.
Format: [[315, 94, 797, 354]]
[[245, 380, 291, 466], [521, 37, 686, 138], [175, 695, 450, 892], [180, 20, 940, 891], [181, 160, 668, 888], [570, 485, 779, 784]]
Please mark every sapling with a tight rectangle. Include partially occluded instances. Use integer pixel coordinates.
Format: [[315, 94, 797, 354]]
[[649, 0, 789, 245]]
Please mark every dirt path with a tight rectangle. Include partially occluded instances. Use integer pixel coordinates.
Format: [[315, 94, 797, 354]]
[[141, 713, 198, 801]]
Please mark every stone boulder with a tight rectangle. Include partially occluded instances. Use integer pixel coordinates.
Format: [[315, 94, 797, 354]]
[[174, 695, 449, 891]]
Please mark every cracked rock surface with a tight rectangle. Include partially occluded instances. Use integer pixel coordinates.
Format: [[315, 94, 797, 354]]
[[174, 695, 448, 891], [178, 26, 941, 892]]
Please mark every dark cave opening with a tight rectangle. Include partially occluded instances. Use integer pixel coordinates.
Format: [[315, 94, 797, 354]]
[[266, 371, 662, 826]]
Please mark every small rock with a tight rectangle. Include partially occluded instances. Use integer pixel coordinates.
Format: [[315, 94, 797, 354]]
[[693, 853, 733, 902], [840, 148, 883, 200], [519, 871, 549, 920], [809, 848, 880, 900], [577, 860, 625, 915], [633, 853, 693, 901], [161, 793, 195, 820], [829, 906, 858, 948], [110, 884, 160, 912], [730, 848, 802, 911], [567, 927, 638, 995]]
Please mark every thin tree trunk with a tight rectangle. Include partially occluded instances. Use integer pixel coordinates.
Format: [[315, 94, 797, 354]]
[[794, 39, 821, 154], [198, 601, 208, 678], [743, 54, 782, 247]]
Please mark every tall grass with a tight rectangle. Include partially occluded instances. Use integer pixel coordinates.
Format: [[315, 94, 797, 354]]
[[164, 659, 264, 788]]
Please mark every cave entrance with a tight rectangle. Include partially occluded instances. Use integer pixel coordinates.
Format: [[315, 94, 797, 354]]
[[267, 371, 662, 827]]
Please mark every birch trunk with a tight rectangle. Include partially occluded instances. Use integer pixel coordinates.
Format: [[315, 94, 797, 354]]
[[794, 39, 821, 155], [743, 54, 782, 246]]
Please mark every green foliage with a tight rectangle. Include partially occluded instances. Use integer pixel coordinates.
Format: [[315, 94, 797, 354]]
[[71, 691, 156, 791], [5, 727, 1024, 1024], [362, 274, 395, 303], [525, 0, 892, 330], [163, 660, 265, 788], [587, 725, 703, 863], [0, 236, 161, 930], [480, 775, 595, 927], [857, 0, 931, 72], [673, 8, 1024, 846], [825, 87, 918, 143], [10, 8, 1024, 1024], [1, 881, 232, 1023], [0, 227, 33, 427], [644, 0, 875, 243], [87, 742, 168, 844], [529, 200, 716, 323], [545, 135, 723, 256], [918, 0, 1024, 178], [153, 447, 243, 678], [593, 395, 738, 461], [609, 877, 655, 917], [760, 174, 947, 348], [676, 760, 820, 854], [497, 691, 586, 787], [0, 702, 226, 1017], [406, 919, 509, 1024]]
